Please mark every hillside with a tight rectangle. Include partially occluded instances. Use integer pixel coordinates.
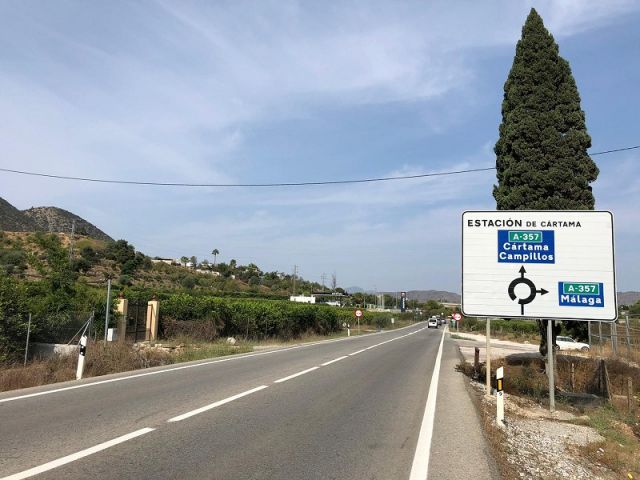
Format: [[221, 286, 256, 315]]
[[0, 196, 112, 242], [23, 206, 112, 242], [0, 197, 39, 232]]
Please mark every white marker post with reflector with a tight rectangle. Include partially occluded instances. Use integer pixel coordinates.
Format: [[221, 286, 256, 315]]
[[76, 335, 87, 380], [496, 366, 505, 427]]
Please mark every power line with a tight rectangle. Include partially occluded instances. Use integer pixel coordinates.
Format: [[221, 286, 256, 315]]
[[0, 145, 637, 188]]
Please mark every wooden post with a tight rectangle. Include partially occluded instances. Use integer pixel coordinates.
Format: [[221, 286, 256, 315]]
[[598, 321, 603, 356], [570, 363, 575, 392], [625, 315, 632, 360], [611, 321, 618, 356], [474, 347, 480, 375], [628, 377, 634, 412]]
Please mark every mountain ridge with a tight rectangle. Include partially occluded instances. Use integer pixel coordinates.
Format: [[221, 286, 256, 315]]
[[0, 197, 112, 242]]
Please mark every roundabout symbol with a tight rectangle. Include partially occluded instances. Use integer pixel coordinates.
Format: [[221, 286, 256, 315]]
[[508, 266, 548, 315]]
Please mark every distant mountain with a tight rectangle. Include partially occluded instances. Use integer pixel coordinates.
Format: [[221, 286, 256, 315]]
[[401, 290, 461, 303], [618, 291, 640, 306], [0, 197, 112, 242], [345, 286, 364, 294]]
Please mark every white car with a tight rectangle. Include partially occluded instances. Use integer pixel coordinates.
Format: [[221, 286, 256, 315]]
[[428, 319, 438, 328], [555, 336, 590, 352]]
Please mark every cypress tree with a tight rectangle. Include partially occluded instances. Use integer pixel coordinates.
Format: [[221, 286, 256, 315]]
[[494, 8, 598, 210], [493, 9, 598, 354]]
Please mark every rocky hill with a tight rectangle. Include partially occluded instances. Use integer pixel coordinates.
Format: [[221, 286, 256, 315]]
[[23, 206, 112, 242], [0, 197, 39, 232], [0, 197, 112, 241]]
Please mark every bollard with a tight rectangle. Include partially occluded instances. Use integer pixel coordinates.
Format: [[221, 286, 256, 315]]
[[496, 366, 505, 427], [76, 335, 88, 380]]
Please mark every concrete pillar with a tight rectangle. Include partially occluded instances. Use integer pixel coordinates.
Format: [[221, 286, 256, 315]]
[[146, 298, 160, 342], [116, 295, 128, 343]]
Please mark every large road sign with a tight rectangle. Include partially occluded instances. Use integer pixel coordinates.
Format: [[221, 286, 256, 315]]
[[462, 211, 617, 321]]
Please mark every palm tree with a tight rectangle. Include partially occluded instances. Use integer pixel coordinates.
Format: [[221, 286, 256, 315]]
[[180, 256, 189, 267], [211, 249, 220, 266]]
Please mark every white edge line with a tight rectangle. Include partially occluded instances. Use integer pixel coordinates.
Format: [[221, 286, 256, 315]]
[[348, 348, 367, 356], [0, 322, 425, 404], [320, 356, 348, 366], [409, 326, 447, 480], [274, 366, 319, 383], [1, 428, 155, 480], [168, 385, 268, 422]]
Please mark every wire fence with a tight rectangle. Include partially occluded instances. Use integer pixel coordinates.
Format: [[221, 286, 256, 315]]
[[588, 315, 640, 361]]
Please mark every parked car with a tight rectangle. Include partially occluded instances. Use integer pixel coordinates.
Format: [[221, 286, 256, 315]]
[[555, 336, 590, 352], [428, 318, 438, 328]]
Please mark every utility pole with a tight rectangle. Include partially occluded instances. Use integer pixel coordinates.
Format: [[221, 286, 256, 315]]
[[321, 273, 326, 290], [292, 265, 298, 296], [69, 220, 76, 261], [104, 278, 112, 345]]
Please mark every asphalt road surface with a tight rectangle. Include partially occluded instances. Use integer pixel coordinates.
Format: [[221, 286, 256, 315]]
[[0, 323, 496, 479]]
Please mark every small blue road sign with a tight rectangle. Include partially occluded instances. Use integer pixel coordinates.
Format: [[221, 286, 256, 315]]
[[558, 282, 605, 308], [497, 230, 555, 264]]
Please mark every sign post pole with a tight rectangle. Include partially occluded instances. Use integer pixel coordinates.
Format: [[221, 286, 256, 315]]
[[547, 319, 555, 413], [486, 318, 491, 396]]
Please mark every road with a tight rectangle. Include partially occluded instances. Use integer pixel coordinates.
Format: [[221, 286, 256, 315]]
[[0, 323, 496, 479]]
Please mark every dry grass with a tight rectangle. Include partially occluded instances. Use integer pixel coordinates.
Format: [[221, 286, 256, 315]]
[[575, 405, 640, 478]]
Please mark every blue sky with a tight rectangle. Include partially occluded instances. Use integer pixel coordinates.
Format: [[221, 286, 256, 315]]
[[1, 1, 639, 293]]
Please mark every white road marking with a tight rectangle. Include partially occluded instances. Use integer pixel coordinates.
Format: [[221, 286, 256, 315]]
[[167, 385, 269, 422], [0, 323, 425, 405], [409, 326, 447, 480], [320, 356, 348, 366], [274, 366, 320, 383], [349, 348, 367, 356], [0, 428, 155, 480]]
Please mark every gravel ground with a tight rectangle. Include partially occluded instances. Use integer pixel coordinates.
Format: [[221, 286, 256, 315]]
[[503, 417, 609, 480], [471, 382, 614, 480]]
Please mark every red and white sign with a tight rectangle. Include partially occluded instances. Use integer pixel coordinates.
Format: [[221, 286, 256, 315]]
[[355, 309, 363, 318], [452, 312, 462, 321]]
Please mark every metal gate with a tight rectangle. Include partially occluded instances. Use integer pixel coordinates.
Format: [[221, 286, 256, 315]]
[[126, 301, 147, 342]]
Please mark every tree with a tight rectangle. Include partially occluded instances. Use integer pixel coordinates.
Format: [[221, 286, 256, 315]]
[[180, 256, 189, 267], [190, 256, 197, 268], [494, 8, 599, 355], [211, 249, 219, 266]]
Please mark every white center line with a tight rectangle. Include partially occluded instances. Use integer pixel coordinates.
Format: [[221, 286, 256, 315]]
[[168, 385, 268, 422], [409, 326, 447, 480], [349, 348, 367, 356], [320, 356, 348, 366], [274, 366, 319, 383], [1, 428, 155, 480]]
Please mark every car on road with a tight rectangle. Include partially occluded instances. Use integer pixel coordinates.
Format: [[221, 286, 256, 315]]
[[555, 335, 590, 352], [428, 318, 438, 328]]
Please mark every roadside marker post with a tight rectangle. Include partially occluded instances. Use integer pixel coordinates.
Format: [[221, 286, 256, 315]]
[[23, 313, 32, 367], [76, 335, 88, 380], [496, 366, 505, 427]]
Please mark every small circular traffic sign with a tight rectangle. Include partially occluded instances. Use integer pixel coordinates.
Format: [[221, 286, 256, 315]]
[[453, 312, 462, 321], [355, 309, 363, 318], [342, 322, 347, 327]]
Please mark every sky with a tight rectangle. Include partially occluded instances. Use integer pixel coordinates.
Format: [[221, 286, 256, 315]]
[[1, 0, 639, 293]]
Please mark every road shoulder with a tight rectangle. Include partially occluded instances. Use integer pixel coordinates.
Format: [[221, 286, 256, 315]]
[[427, 333, 498, 479]]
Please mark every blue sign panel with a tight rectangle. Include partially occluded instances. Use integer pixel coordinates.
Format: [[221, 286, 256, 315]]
[[497, 230, 555, 264], [558, 282, 605, 308]]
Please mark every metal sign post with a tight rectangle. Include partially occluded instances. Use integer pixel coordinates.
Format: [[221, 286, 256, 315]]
[[355, 309, 363, 336], [547, 319, 555, 413], [486, 318, 491, 396]]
